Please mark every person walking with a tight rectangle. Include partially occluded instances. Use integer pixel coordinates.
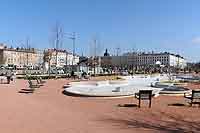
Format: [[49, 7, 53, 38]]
[[6, 70, 12, 84]]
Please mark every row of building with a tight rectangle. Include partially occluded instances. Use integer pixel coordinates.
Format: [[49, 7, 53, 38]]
[[100, 49, 187, 69], [0, 44, 79, 68], [76, 50, 187, 75], [0, 43, 187, 72]]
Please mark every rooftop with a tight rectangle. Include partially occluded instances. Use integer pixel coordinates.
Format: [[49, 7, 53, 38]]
[[46, 48, 79, 56], [0, 43, 37, 53], [123, 52, 185, 59]]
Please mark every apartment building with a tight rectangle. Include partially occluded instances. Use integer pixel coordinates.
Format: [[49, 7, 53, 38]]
[[101, 51, 187, 69], [44, 49, 79, 67], [0, 44, 43, 67]]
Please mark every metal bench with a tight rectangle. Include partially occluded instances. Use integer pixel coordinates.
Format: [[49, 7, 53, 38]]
[[184, 90, 200, 107], [135, 90, 153, 108]]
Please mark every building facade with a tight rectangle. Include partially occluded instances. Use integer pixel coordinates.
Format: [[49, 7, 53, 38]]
[[44, 49, 79, 68], [101, 51, 187, 69], [0, 44, 43, 67], [0, 44, 80, 70], [66, 52, 79, 66]]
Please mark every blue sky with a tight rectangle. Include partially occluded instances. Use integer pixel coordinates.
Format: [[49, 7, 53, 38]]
[[0, 0, 200, 62]]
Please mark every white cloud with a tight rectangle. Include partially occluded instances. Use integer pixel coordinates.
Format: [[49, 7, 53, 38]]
[[192, 37, 200, 44]]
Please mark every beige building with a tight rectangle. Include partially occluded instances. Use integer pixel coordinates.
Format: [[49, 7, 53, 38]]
[[0, 44, 43, 67], [0, 44, 80, 69]]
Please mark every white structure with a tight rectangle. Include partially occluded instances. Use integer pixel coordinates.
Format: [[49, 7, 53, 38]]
[[169, 54, 186, 68], [64, 74, 165, 97], [66, 53, 79, 66], [45, 49, 79, 68], [50, 50, 66, 67]]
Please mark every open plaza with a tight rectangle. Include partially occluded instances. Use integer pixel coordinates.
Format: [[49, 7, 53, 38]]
[[1, 1, 200, 132], [0, 74, 200, 133]]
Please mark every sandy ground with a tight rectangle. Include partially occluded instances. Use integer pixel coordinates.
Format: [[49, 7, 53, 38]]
[[0, 78, 200, 133]]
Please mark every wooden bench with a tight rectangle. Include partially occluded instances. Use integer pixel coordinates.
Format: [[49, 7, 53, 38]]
[[135, 90, 153, 108], [28, 80, 40, 89], [184, 90, 200, 107]]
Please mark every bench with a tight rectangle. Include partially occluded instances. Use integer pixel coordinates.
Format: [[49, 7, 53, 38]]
[[0, 76, 7, 84], [135, 90, 153, 108], [28, 80, 40, 89], [184, 90, 200, 107], [39, 77, 46, 84]]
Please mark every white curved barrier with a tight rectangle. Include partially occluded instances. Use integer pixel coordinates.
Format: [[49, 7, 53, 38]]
[[65, 85, 161, 97], [64, 75, 165, 97]]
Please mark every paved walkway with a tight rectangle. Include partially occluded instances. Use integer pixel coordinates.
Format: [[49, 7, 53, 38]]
[[0, 79, 199, 133]]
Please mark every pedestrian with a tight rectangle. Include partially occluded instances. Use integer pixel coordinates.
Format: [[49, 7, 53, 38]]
[[6, 70, 12, 84]]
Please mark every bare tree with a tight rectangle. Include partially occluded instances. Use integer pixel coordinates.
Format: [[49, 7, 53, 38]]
[[50, 22, 64, 77]]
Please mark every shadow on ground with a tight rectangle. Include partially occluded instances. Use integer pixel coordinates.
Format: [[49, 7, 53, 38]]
[[0, 82, 10, 84], [100, 111, 200, 133], [168, 103, 188, 107], [62, 90, 90, 97], [117, 104, 138, 108], [18, 88, 34, 94]]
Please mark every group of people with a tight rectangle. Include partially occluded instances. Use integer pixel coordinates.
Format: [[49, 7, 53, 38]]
[[69, 71, 90, 80]]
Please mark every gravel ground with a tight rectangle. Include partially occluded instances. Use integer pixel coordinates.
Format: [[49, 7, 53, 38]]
[[0, 78, 200, 133]]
